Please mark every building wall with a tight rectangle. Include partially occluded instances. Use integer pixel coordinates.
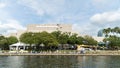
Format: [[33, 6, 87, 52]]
[[97, 30, 104, 37], [8, 24, 104, 42], [93, 37, 104, 42], [9, 24, 73, 38], [27, 24, 72, 33]]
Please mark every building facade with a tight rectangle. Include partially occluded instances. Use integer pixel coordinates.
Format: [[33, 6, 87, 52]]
[[9, 24, 73, 38], [27, 24, 72, 33], [97, 30, 104, 37], [93, 36, 104, 42]]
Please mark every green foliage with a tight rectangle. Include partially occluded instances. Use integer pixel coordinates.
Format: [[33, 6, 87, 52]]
[[103, 27, 120, 49], [40, 31, 58, 46], [19, 31, 98, 50], [52, 31, 96, 45], [52, 31, 70, 44], [7, 36, 18, 45], [104, 36, 120, 49], [58, 32, 69, 44], [20, 32, 34, 45], [67, 33, 78, 44], [51, 31, 85, 45], [76, 36, 84, 45], [103, 27, 120, 37], [83, 35, 97, 45], [0, 36, 7, 50], [20, 32, 59, 48], [51, 31, 62, 40], [0, 36, 18, 50]]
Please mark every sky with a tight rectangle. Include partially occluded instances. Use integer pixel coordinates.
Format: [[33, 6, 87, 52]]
[[0, 0, 120, 36]]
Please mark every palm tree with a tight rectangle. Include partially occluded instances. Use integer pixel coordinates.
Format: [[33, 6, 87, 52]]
[[118, 28, 120, 34], [103, 27, 120, 37], [114, 27, 120, 35], [103, 28, 109, 37], [114, 27, 119, 32]]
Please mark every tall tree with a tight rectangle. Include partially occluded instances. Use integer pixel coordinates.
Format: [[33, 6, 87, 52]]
[[40, 31, 58, 47], [103, 27, 120, 37], [67, 33, 78, 44], [7, 36, 18, 45], [76, 36, 84, 45], [19, 32, 34, 45], [20, 32, 59, 50], [83, 35, 97, 46], [0, 36, 15, 50], [19, 32, 35, 51], [103, 28, 110, 37], [103, 36, 120, 49], [114, 27, 119, 33], [58, 32, 69, 44], [51, 31, 62, 42]]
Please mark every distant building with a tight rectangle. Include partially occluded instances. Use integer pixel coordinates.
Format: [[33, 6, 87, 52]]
[[7, 24, 106, 43], [93, 36, 104, 42], [9, 24, 74, 38], [97, 30, 103, 37]]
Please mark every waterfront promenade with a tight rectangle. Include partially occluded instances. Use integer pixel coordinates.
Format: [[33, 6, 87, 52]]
[[0, 50, 120, 56]]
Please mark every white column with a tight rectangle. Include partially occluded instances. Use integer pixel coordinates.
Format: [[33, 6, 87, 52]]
[[23, 46, 26, 50], [16, 46, 19, 50]]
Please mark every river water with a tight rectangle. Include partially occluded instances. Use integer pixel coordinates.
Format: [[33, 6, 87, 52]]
[[0, 56, 120, 68]]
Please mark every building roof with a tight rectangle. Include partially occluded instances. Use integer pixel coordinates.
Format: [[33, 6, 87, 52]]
[[93, 37, 105, 42], [10, 42, 28, 46]]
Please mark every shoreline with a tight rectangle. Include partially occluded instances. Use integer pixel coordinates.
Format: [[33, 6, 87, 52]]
[[0, 51, 120, 56], [0, 54, 120, 56]]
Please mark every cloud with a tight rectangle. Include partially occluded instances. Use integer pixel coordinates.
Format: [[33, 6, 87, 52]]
[[0, 19, 26, 34], [6, 19, 26, 30], [19, 0, 65, 16], [0, 3, 6, 8], [90, 9, 120, 25], [4, 0, 119, 37], [72, 8, 120, 36], [78, 9, 120, 36], [0, 1, 26, 35], [72, 23, 97, 36]]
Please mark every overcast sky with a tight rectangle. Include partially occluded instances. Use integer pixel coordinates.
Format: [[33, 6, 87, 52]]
[[0, 0, 120, 36]]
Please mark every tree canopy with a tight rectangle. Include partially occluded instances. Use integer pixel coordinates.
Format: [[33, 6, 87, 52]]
[[103, 27, 120, 49], [83, 35, 97, 46], [103, 36, 120, 49], [19, 31, 98, 50], [0, 36, 18, 50], [19, 32, 59, 49], [103, 27, 120, 37]]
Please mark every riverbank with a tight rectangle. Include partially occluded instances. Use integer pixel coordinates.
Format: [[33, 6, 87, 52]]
[[0, 50, 120, 56]]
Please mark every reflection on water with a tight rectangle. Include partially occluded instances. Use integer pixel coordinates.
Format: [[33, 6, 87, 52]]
[[0, 56, 24, 68], [0, 56, 120, 68]]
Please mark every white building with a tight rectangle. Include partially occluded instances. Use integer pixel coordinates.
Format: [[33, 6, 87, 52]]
[[27, 24, 72, 33], [93, 37, 105, 42], [9, 24, 74, 38]]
